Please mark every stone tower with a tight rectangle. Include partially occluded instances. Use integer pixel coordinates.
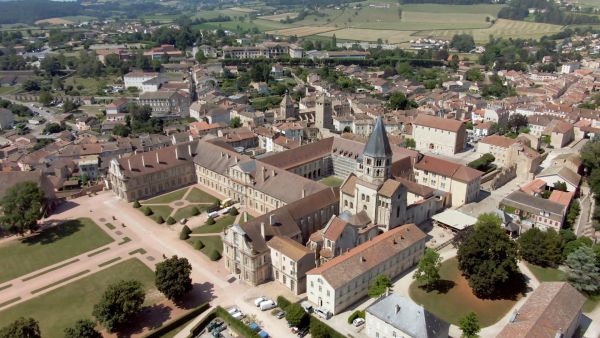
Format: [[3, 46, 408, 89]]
[[315, 93, 333, 130], [279, 91, 296, 120], [360, 116, 392, 185]]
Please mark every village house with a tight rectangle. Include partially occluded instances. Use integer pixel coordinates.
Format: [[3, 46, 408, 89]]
[[412, 114, 466, 155]]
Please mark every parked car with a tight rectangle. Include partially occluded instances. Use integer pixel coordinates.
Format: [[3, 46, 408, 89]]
[[258, 330, 269, 338], [275, 310, 286, 319], [248, 322, 260, 332], [227, 307, 240, 315], [300, 301, 313, 313], [179, 218, 188, 225], [259, 300, 276, 311], [254, 296, 267, 306], [297, 327, 309, 337], [232, 311, 245, 320], [352, 318, 365, 327], [314, 307, 331, 320]]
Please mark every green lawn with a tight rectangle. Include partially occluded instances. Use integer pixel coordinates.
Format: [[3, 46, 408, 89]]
[[409, 258, 518, 327], [0, 259, 156, 337], [188, 236, 223, 257], [0, 218, 113, 284], [192, 215, 236, 234], [524, 262, 567, 282], [143, 205, 174, 222], [584, 294, 600, 313], [172, 205, 204, 221], [186, 188, 219, 204], [319, 176, 344, 187], [0, 86, 19, 95], [143, 188, 188, 204]]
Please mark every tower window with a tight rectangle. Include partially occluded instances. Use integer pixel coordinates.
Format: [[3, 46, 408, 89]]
[[376, 159, 382, 166]]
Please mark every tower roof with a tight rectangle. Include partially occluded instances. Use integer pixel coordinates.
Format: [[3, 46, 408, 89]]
[[363, 116, 392, 158], [281, 91, 294, 107]]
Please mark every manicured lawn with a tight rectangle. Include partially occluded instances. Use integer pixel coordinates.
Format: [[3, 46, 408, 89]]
[[192, 215, 236, 234], [524, 262, 567, 282], [143, 188, 188, 204], [140, 205, 174, 223], [409, 258, 518, 327], [584, 294, 600, 313], [319, 176, 344, 187], [0, 259, 156, 337], [186, 188, 219, 204], [172, 205, 204, 221], [188, 236, 223, 257], [0, 218, 113, 284]]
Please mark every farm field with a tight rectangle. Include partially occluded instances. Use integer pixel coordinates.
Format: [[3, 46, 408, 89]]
[[270, 26, 340, 37], [229, 7, 258, 13], [261, 12, 299, 21], [317, 28, 416, 44], [413, 19, 563, 42]]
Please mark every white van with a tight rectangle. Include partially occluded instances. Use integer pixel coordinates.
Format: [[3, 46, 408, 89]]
[[259, 300, 276, 311], [254, 296, 267, 306], [314, 307, 331, 320], [300, 301, 313, 313], [232, 311, 245, 320]]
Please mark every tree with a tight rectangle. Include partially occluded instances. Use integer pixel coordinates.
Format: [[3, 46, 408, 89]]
[[403, 137, 416, 149], [229, 207, 239, 216], [413, 248, 442, 290], [387, 92, 417, 110], [580, 138, 600, 172], [286, 303, 308, 327], [166, 216, 176, 225], [39, 91, 52, 106], [208, 249, 221, 261], [155, 256, 193, 301], [507, 113, 528, 132], [93, 280, 145, 332], [518, 228, 563, 267], [553, 181, 568, 192], [457, 213, 520, 298], [133, 201, 141, 208], [566, 200, 581, 229], [156, 216, 164, 224], [368, 274, 391, 298], [563, 236, 593, 259], [206, 216, 216, 225], [0, 317, 41, 338], [465, 68, 484, 82], [230, 116, 241, 128], [194, 239, 204, 250], [22, 79, 40, 92], [566, 245, 600, 294], [62, 99, 79, 113], [112, 124, 130, 137], [459, 312, 480, 338], [0, 181, 44, 235], [64, 319, 101, 338], [180, 225, 191, 240], [450, 33, 475, 52], [43, 122, 64, 134], [195, 50, 206, 64]]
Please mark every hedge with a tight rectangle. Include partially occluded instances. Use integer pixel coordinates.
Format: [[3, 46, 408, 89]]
[[347, 310, 365, 324], [143, 207, 153, 216], [188, 309, 218, 338], [276, 295, 292, 310], [143, 302, 210, 338], [194, 240, 204, 250], [208, 249, 221, 261], [309, 316, 346, 338], [180, 225, 192, 240], [156, 216, 165, 224], [166, 216, 176, 225]]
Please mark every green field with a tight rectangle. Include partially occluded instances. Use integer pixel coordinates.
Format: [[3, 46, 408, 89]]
[[145, 205, 174, 222], [172, 205, 203, 221], [64, 75, 119, 96], [188, 236, 223, 257], [0, 259, 156, 337], [409, 258, 518, 326], [143, 188, 188, 204], [193, 215, 236, 234], [319, 176, 344, 187], [524, 262, 567, 283], [0, 218, 113, 284], [186, 188, 219, 204]]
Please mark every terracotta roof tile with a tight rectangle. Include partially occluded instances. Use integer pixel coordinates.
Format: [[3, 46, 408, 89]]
[[414, 114, 464, 133]]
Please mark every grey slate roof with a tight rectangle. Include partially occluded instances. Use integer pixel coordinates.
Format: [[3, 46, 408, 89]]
[[363, 116, 392, 158], [366, 294, 449, 338]]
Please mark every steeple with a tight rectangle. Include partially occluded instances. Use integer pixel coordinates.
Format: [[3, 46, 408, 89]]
[[361, 116, 392, 183], [279, 90, 296, 120]]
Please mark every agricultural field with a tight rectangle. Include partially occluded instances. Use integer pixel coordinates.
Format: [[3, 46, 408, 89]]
[[414, 19, 563, 43], [317, 28, 417, 44], [261, 12, 299, 21], [229, 7, 258, 13], [34, 18, 75, 25], [270, 26, 339, 37]]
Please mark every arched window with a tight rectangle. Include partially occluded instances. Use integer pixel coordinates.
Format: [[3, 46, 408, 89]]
[[344, 200, 348, 207], [366, 195, 370, 202]]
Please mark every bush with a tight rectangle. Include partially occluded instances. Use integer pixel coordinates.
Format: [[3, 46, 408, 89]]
[[194, 240, 204, 250], [133, 201, 141, 208], [286, 303, 309, 327], [166, 217, 176, 225], [206, 216, 216, 225], [468, 153, 495, 172], [179, 225, 191, 240], [208, 249, 221, 261], [276, 295, 291, 310], [156, 216, 165, 224], [309, 316, 345, 338], [142, 207, 153, 216], [191, 206, 200, 216], [347, 310, 365, 324], [229, 207, 239, 216]]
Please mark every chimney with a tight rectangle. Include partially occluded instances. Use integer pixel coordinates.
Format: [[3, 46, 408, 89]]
[[395, 304, 401, 314], [270, 214, 276, 226], [175, 147, 179, 160], [260, 222, 267, 240], [156, 151, 160, 164], [141, 155, 146, 167], [127, 159, 132, 171], [272, 169, 275, 177], [302, 188, 306, 198], [188, 144, 192, 157]]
